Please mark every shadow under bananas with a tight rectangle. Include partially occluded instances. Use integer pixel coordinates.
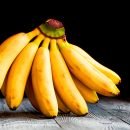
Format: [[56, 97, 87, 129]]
[[0, 97, 80, 120]]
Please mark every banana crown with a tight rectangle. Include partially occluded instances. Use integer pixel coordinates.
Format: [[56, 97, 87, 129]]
[[39, 19, 65, 39]]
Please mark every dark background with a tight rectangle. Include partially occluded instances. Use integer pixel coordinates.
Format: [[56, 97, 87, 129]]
[[0, 5, 128, 98]]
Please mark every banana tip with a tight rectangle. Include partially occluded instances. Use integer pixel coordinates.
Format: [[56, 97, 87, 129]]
[[115, 79, 121, 85], [46, 116, 57, 119], [10, 107, 17, 111], [117, 91, 120, 96], [76, 112, 88, 117], [95, 100, 99, 104]]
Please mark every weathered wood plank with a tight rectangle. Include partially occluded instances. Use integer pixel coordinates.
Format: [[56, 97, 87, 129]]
[[0, 98, 60, 130], [98, 97, 130, 125], [0, 126, 62, 130], [55, 103, 130, 130], [89, 104, 130, 129], [0, 98, 130, 130]]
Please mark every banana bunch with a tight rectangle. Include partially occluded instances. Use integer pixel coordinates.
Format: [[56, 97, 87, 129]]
[[0, 19, 121, 117]]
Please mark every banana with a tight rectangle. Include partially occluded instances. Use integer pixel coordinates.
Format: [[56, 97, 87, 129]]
[[1, 70, 11, 97], [57, 39, 120, 97], [70, 44, 121, 85], [0, 28, 40, 89], [31, 38, 58, 118], [72, 74, 99, 103], [26, 76, 69, 114], [25, 76, 40, 112], [56, 92, 70, 113], [50, 39, 88, 116], [6, 34, 44, 110], [1, 72, 8, 97]]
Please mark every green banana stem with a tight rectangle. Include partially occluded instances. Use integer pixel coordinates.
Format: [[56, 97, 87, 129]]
[[38, 19, 65, 39]]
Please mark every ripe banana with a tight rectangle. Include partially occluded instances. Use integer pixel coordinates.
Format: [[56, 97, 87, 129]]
[[72, 74, 99, 103], [50, 39, 88, 116], [6, 34, 44, 110], [0, 28, 40, 89], [31, 38, 58, 118], [1, 72, 8, 97], [56, 92, 70, 113], [26, 77, 69, 114], [70, 44, 121, 85], [26, 76, 69, 114], [57, 39, 120, 97], [25, 76, 40, 112]]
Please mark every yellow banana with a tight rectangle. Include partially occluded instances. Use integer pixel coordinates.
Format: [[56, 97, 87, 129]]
[[26, 77, 69, 114], [26, 76, 69, 114], [70, 44, 121, 85], [25, 76, 40, 112], [6, 34, 44, 110], [1, 72, 8, 97], [72, 74, 99, 103], [57, 39, 120, 97], [50, 39, 88, 116], [31, 38, 58, 118], [56, 92, 70, 113], [0, 28, 40, 89]]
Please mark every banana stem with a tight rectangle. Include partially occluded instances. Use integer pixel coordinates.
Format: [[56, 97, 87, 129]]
[[50, 39, 57, 50], [27, 28, 40, 40], [41, 37, 50, 48], [33, 34, 44, 46], [57, 39, 67, 49]]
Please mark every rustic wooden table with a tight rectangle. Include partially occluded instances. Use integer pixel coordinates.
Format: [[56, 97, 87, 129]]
[[0, 97, 130, 130]]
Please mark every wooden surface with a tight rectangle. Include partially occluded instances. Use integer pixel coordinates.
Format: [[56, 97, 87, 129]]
[[0, 97, 130, 130]]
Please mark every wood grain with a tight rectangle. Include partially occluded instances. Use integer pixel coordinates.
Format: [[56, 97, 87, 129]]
[[0, 98, 60, 130], [98, 97, 130, 125], [0, 97, 130, 130], [55, 103, 130, 130]]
